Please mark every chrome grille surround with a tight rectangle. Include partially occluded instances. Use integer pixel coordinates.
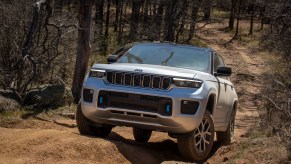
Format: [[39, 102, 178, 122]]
[[105, 70, 171, 90]]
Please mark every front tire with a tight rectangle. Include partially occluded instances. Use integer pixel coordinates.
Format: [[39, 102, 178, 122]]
[[133, 128, 152, 142], [217, 108, 236, 145], [177, 111, 214, 162], [76, 103, 112, 138]]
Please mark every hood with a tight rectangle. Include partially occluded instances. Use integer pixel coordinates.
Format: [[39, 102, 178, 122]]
[[91, 63, 211, 79]]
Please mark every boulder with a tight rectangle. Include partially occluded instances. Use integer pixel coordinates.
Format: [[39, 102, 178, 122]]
[[0, 89, 22, 103], [0, 96, 20, 113], [24, 84, 66, 107]]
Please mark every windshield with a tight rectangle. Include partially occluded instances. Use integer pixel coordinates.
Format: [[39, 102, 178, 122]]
[[117, 44, 210, 73]]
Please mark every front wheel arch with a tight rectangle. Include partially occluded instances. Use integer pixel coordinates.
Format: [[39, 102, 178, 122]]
[[205, 94, 216, 115]]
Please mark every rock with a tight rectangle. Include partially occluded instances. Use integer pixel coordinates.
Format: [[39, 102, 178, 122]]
[[60, 112, 75, 120], [0, 89, 22, 103], [24, 84, 66, 107], [0, 96, 20, 113]]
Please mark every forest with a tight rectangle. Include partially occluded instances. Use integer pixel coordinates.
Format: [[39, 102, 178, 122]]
[[0, 0, 290, 163]]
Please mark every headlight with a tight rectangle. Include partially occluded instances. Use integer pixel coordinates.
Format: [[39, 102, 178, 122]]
[[173, 78, 202, 88], [89, 69, 106, 78]]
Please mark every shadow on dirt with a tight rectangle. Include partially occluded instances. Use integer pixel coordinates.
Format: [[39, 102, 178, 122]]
[[102, 132, 223, 164], [106, 132, 184, 163]]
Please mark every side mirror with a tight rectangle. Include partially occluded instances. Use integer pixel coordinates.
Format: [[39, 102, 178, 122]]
[[215, 66, 232, 76], [107, 55, 118, 64]]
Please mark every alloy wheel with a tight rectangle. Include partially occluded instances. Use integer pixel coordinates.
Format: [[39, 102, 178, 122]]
[[193, 118, 212, 152]]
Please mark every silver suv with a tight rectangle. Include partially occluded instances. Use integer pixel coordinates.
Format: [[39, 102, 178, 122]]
[[76, 43, 238, 162]]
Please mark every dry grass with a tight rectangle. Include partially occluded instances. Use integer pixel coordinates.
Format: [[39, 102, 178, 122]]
[[209, 128, 288, 163]]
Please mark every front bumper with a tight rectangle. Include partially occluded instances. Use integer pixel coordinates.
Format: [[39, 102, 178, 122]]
[[81, 78, 208, 134]]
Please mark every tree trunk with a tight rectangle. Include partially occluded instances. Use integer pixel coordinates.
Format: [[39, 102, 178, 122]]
[[165, 0, 177, 42], [260, 6, 265, 30], [95, 0, 104, 35], [248, 3, 254, 35], [228, 0, 236, 29], [117, 0, 123, 43], [114, 0, 119, 32], [234, 0, 242, 38], [163, 1, 171, 40], [72, 0, 94, 103], [153, 1, 164, 41], [105, 0, 110, 38], [176, 0, 189, 43], [130, 0, 142, 39], [203, 0, 212, 20], [142, 0, 149, 32], [187, 0, 200, 43]]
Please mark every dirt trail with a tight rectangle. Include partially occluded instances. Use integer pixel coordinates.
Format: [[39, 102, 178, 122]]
[[0, 22, 265, 164], [196, 23, 264, 139]]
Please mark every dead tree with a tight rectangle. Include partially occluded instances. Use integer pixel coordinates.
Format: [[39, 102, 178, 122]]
[[72, 0, 94, 102], [18, 0, 47, 93]]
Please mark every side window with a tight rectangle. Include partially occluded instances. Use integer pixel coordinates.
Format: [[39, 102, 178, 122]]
[[213, 53, 225, 72], [213, 53, 219, 72], [218, 55, 225, 67]]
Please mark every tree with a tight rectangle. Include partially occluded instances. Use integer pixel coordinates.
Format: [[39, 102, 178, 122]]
[[72, 0, 94, 102], [234, 0, 242, 38], [187, 0, 201, 43], [228, 0, 237, 29], [175, 0, 189, 42], [95, 0, 104, 36], [154, 0, 165, 41], [262, 0, 291, 59], [0, 0, 76, 95], [105, 0, 111, 38], [130, 0, 142, 39], [203, 0, 212, 20], [248, 2, 255, 35], [117, 0, 124, 43], [114, 0, 119, 32], [165, 0, 178, 41]]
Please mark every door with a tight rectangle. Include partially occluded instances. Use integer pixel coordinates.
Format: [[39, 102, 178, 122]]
[[212, 52, 233, 123]]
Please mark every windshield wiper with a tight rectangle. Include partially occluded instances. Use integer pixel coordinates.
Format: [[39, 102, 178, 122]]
[[162, 52, 174, 65]]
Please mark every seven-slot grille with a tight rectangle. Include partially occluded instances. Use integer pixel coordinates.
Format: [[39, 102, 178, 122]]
[[106, 71, 171, 90]]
